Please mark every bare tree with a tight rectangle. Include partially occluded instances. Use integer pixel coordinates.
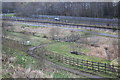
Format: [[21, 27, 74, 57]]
[[5, 2, 117, 18], [2, 2, 15, 13]]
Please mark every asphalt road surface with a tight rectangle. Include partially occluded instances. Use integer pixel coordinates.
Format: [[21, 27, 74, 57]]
[[9, 21, 119, 38]]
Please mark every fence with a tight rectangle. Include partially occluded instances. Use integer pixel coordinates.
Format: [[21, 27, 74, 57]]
[[45, 52, 119, 77], [2, 37, 120, 77], [2, 37, 30, 52]]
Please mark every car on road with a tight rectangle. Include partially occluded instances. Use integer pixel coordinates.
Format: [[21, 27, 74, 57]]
[[54, 17, 60, 21]]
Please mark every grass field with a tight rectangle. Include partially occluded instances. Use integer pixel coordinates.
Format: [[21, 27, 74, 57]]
[[76, 27, 118, 36], [5, 31, 110, 64], [47, 42, 110, 63], [6, 31, 52, 46], [53, 70, 86, 78], [4, 48, 37, 68], [2, 47, 42, 78], [3, 46, 87, 78], [4, 14, 14, 17], [2, 15, 118, 78]]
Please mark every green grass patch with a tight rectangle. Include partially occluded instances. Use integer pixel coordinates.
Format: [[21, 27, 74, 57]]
[[53, 71, 84, 78], [47, 42, 90, 53], [2, 73, 12, 78], [5, 31, 52, 46], [78, 28, 118, 35], [13, 51, 35, 68], [3, 46, 45, 70], [53, 72, 69, 78], [5, 14, 14, 17], [53, 70, 86, 78], [21, 24, 40, 28], [47, 42, 110, 63], [30, 26, 40, 28]]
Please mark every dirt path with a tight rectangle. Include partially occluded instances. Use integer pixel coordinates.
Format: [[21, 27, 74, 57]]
[[27, 44, 103, 78]]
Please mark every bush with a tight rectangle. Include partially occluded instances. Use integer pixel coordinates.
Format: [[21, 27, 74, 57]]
[[21, 25, 29, 28], [20, 31, 27, 34], [53, 72, 69, 78], [2, 22, 13, 27], [42, 35, 48, 38], [112, 27, 117, 32]]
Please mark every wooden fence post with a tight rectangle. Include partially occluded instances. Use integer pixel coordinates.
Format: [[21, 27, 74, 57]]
[[67, 57, 69, 64], [87, 60, 89, 69], [82, 59, 84, 68], [73, 58, 75, 66], [77, 59, 79, 67], [73, 58, 76, 66], [61, 55, 63, 63], [105, 63, 106, 73], [112, 65, 114, 73], [98, 62, 99, 72], [71, 58, 74, 66], [118, 65, 120, 78], [58, 54, 61, 62], [92, 61, 94, 70], [69, 57, 71, 65]]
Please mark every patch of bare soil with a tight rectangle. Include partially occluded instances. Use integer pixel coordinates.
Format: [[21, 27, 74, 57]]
[[12, 24, 72, 38], [87, 36, 118, 60]]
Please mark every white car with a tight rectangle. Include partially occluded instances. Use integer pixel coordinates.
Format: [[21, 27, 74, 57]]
[[54, 18, 60, 21]]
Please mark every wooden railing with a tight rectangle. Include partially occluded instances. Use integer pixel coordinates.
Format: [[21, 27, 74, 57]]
[[2, 37, 120, 77], [45, 52, 119, 77]]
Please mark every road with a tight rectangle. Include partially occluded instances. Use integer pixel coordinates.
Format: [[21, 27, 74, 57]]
[[7, 20, 120, 38], [2, 13, 118, 27], [33, 14, 118, 26]]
